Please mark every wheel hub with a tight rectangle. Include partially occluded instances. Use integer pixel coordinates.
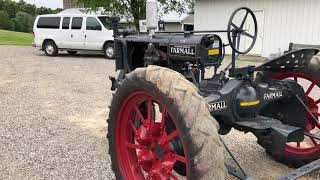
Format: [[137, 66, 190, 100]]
[[106, 47, 114, 57], [136, 119, 177, 174], [136, 121, 162, 145], [153, 144, 166, 160], [46, 45, 54, 54]]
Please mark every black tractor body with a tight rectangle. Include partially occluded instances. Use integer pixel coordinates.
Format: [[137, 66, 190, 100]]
[[108, 5, 320, 180]]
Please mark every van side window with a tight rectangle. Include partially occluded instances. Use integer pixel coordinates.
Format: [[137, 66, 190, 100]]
[[62, 17, 70, 29], [71, 17, 83, 30], [98, 16, 112, 29], [37, 17, 61, 29], [86, 17, 102, 31]]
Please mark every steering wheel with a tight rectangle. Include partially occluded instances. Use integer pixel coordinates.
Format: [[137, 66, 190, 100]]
[[227, 7, 258, 54]]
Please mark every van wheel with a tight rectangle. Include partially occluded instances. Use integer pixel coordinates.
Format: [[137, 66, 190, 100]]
[[67, 51, 77, 55], [104, 43, 115, 59], [44, 41, 58, 56]]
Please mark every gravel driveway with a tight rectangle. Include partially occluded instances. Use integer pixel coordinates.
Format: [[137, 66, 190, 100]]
[[0, 45, 319, 180]]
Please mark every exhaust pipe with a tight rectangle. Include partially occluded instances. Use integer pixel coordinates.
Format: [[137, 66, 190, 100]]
[[146, 0, 158, 37]]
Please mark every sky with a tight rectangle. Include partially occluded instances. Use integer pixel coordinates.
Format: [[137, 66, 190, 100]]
[[14, 0, 63, 9]]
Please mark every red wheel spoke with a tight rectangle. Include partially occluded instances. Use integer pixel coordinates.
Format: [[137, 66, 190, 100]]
[[126, 142, 144, 149], [315, 113, 320, 117], [166, 130, 179, 142], [309, 137, 318, 146], [315, 99, 320, 105], [173, 153, 187, 164], [160, 106, 167, 128], [129, 120, 137, 133], [147, 99, 154, 130], [305, 83, 315, 95], [134, 105, 146, 124]]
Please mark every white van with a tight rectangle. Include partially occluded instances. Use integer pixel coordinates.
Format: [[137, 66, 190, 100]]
[[33, 14, 115, 59]]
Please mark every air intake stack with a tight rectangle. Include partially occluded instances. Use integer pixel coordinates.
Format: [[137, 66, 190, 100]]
[[146, 0, 158, 37]]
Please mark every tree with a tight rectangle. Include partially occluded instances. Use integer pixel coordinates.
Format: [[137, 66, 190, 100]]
[[36, 6, 53, 15], [14, 11, 34, 32], [53, 8, 63, 14], [18, 0, 36, 15], [0, 10, 14, 30], [0, 0, 4, 10], [78, 0, 195, 30], [2, 0, 19, 18], [0, 0, 70, 32]]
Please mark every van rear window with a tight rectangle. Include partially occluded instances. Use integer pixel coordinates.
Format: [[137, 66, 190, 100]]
[[37, 17, 61, 29]]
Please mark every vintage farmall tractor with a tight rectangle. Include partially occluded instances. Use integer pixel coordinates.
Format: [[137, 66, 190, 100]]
[[107, 1, 320, 179]]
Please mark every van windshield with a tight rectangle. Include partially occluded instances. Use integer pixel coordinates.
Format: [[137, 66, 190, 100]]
[[98, 16, 112, 30]]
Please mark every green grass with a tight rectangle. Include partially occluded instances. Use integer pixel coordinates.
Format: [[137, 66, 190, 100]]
[[0, 30, 33, 46]]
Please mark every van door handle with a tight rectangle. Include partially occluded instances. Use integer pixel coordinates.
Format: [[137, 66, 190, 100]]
[[85, 35, 87, 38], [71, 34, 73, 38]]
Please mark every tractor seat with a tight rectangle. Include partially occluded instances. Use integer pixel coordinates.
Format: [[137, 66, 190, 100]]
[[255, 49, 319, 72]]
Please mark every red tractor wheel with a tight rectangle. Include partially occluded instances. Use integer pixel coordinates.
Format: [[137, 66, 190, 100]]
[[256, 57, 320, 167], [107, 66, 226, 180]]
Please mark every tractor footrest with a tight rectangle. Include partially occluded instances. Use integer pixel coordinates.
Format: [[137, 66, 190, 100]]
[[235, 116, 304, 151], [279, 159, 320, 180], [235, 116, 296, 130]]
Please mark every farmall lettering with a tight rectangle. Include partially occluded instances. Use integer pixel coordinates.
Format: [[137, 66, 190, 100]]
[[264, 91, 283, 100], [209, 101, 227, 111], [170, 45, 196, 57]]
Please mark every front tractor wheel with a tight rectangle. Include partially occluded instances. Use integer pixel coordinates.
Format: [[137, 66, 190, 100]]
[[107, 66, 226, 180]]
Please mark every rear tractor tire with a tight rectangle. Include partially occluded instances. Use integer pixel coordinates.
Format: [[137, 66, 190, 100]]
[[107, 65, 227, 180], [256, 56, 320, 168]]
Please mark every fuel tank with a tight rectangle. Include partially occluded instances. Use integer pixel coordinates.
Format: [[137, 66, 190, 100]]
[[166, 34, 222, 65], [122, 33, 223, 66]]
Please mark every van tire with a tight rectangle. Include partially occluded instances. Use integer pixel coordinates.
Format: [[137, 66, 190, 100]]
[[67, 51, 77, 55], [104, 43, 115, 59], [44, 41, 58, 57]]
